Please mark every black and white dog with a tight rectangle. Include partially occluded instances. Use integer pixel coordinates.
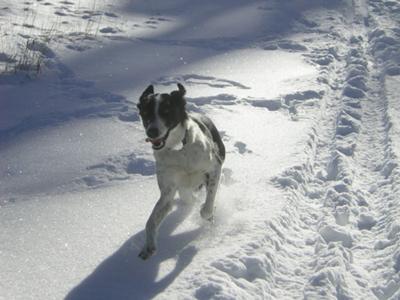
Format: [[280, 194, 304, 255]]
[[137, 83, 225, 260]]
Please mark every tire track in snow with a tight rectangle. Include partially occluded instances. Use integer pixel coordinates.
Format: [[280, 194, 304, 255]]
[[259, 7, 378, 299], [300, 1, 400, 297], [353, 2, 400, 298], [275, 1, 400, 298]]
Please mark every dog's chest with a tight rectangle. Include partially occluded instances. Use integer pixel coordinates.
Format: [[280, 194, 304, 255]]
[[155, 142, 214, 187]]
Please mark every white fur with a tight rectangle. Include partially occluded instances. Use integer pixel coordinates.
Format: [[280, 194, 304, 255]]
[[139, 116, 223, 260], [146, 94, 168, 139]]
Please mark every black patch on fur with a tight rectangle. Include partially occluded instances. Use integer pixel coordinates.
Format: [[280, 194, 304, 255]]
[[193, 118, 207, 133], [137, 84, 188, 131], [158, 91, 187, 128], [137, 87, 156, 128], [191, 115, 226, 163]]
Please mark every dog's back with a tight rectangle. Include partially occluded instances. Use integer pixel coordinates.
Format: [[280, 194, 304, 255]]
[[190, 114, 225, 164]]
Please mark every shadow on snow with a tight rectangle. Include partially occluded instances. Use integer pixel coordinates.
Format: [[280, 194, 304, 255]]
[[65, 204, 204, 300]]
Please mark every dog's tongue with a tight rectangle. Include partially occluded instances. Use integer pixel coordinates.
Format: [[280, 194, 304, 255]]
[[146, 137, 162, 146]]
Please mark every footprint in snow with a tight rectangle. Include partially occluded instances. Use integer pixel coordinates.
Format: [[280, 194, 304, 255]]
[[81, 154, 155, 187], [387, 65, 400, 76], [297, 17, 318, 28], [279, 40, 307, 51], [307, 47, 338, 66], [187, 94, 237, 107], [150, 16, 171, 22], [22, 23, 35, 28], [26, 40, 55, 58], [54, 11, 68, 16], [246, 97, 282, 111], [104, 12, 118, 18], [100, 27, 119, 34], [283, 90, 323, 106], [59, 1, 74, 5], [156, 74, 250, 90], [221, 168, 235, 186], [234, 141, 253, 154], [82, 10, 102, 16], [218, 131, 230, 143], [66, 44, 91, 52], [264, 40, 308, 52]]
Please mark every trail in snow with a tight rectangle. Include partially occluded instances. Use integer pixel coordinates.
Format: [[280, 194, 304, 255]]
[[1, 0, 400, 299], [260, 1, 400, 299]]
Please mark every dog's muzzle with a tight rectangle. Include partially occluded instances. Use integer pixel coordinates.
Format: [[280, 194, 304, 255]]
[[146, 136, 166, 150], [145, 128, 172, 150]]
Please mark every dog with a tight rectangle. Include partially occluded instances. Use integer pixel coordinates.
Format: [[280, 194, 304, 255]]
[[136, 83, 225, 260]]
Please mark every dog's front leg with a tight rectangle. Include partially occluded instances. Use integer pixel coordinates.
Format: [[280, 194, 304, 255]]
[[201, 164, 222, 221], [139, 186, 176, 260]]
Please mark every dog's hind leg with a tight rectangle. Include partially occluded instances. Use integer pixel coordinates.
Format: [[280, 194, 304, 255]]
[[139, 187, 176, 260], [200, 164, 222, 221]]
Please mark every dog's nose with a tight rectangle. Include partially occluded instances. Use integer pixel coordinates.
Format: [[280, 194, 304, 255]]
[[146, 127, 159, 138]]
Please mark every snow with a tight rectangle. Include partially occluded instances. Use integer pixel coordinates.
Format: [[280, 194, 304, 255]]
[[2, 0, 400, 299]]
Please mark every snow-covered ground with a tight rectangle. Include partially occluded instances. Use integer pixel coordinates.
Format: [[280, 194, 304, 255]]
[[1, 0, 400, 299]]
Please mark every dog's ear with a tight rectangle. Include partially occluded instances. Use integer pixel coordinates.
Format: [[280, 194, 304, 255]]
[[140, 85, 154, 101], [141, 85, 154, 97], [170, 83, 186, 107], [177, 83, 186, 96], [138, 85, 154, 109]]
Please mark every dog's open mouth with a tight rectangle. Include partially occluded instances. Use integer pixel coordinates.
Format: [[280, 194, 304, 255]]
[[145, 126, 176, 150], [146, 136, 166, 150]]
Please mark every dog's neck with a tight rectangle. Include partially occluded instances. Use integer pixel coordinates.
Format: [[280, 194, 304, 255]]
[[164, 120, 188, 151]]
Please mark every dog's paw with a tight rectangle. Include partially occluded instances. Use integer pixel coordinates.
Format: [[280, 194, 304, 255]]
[[200, 204, 214, 221], [138, 246, 156, 260]]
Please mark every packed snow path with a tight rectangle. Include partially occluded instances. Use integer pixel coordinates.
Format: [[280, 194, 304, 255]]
[[1, 0, 400, 299]]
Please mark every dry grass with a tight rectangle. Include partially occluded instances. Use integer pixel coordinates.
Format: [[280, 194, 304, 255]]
[[0, 0, 107, 77]]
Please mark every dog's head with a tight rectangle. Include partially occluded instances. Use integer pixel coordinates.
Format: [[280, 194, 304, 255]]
[[137, 83, 187, 150]]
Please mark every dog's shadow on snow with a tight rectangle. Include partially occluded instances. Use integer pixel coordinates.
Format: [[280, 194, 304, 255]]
[[65, 203, 203, 300]]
